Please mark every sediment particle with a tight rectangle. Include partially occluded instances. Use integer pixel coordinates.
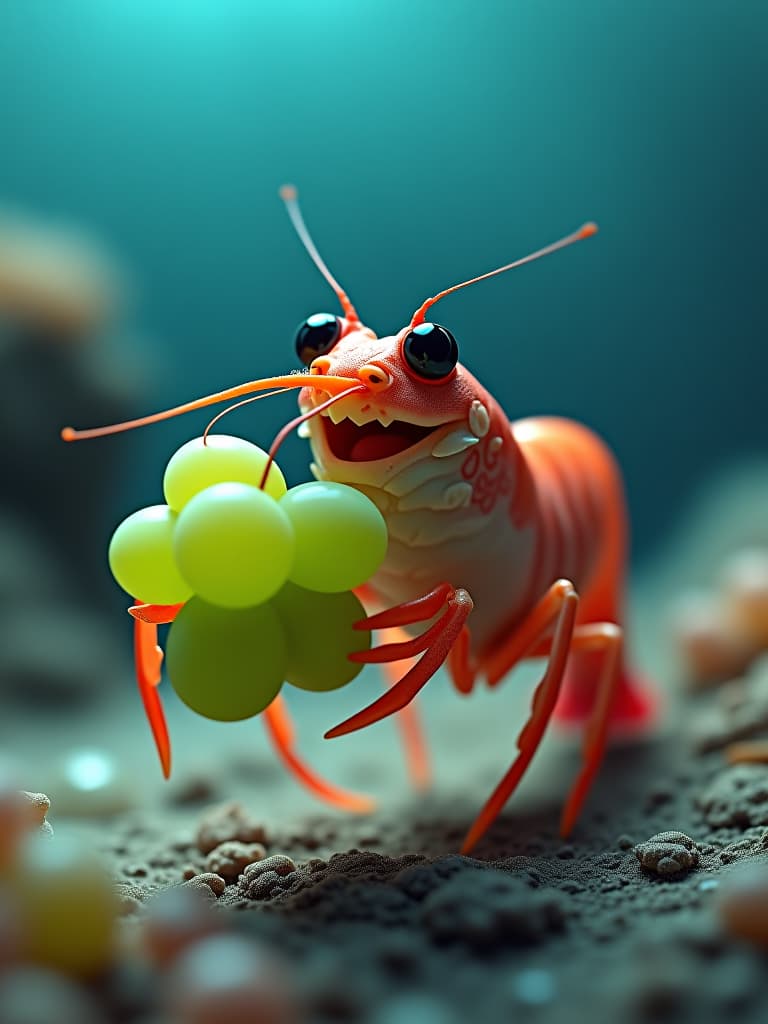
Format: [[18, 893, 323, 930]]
[[238, 855, 298, 901], [204, 840, 266, 881], [634, 832, 700, 876], [195, 801, 268, 854], [182, 872, 226, 898], [697, 764, 768, 828]]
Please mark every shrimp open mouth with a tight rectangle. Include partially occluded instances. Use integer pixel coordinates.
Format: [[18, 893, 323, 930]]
[[321, 413, 437, 463]]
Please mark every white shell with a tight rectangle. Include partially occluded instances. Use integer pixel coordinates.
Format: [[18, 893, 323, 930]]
[[468, 400, 490, 438], [431, 430, 480, 458]]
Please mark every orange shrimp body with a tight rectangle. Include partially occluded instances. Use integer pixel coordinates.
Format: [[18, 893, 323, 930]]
[[62, 188, 656, 854]]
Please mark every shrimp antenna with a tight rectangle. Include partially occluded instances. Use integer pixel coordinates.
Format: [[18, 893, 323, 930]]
[[259, 385, 367, 489], [202, 389, 291, 445], [410, 222, 598, 327], [279, 185, 361, 323]]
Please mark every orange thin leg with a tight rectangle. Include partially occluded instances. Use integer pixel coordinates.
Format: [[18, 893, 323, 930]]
[[263, 693, 375, 813], [133, 616, 171, 779], [461, 580, 578, 855], [376, 625, 432, 790], [558, 623, 622, 836]]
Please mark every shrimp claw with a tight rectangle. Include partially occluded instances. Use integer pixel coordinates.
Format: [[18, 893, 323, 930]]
[[325, 584, 473, 739]]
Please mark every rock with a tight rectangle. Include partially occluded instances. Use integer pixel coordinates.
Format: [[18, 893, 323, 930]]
[[634, 832, 700, 876], [238, 856, 298, 901], [20, 792, 50, 826], [697, 764, 768, 828], [164, 934, 298, 1024], [182, 873, 226, 899], [204, 841, 266, 882], [195, 802, 268, 855]]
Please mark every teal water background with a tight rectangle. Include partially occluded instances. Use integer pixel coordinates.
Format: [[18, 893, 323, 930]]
[[1, 0, 766, 556]]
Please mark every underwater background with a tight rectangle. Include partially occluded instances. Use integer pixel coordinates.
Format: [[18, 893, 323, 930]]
[[3, 7, 768, 1022], [1, 0, 766, 576]]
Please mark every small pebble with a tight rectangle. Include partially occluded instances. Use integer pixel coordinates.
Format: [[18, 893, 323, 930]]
[[195, 802, 268, 855], [239, 856, 298, 901], [0, 777, 52, 870], [242, 855, 297, 881], [205, 841, 266, 882], [634, 832, 700, 877], [182, 873, 226, 898]]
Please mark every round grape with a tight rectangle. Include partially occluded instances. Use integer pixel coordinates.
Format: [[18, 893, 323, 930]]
[[166, 598, 285, 721], [108, 505, 193, 604], [163, 434, 287, 511], [272, 582, 371, 691], [14, 834, 118, 977], [173, 483, 294, 608], [279, 482, 387, 593]]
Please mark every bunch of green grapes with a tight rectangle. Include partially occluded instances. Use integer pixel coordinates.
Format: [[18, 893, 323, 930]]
[[107, 435, 387, 721]]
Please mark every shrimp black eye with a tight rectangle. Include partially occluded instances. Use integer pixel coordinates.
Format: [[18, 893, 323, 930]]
[[402, 322, 458, 381], [294, 312, 341, 366]]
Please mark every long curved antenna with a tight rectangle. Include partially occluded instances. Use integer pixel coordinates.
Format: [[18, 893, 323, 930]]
[[410, 222, 598, 327], [61, 372, 361, 441], [202, 388, 291, 445], [259, 385, 367, 488], [279, 185, 361, 323]]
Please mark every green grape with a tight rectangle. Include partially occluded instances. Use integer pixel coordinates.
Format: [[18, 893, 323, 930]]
[[163, 434, 287, 511], [272, 582, 371, 691], [14, 834, 118, 977], [173, 482, 294, 608], [166, 597, 285, 720], [108, 505, 193, 604], [279, 482, 388, 593]]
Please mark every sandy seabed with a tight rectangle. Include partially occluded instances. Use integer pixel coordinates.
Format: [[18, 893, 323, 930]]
[[4, 463, 768, 1023]]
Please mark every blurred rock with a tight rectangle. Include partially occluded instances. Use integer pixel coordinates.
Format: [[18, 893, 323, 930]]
[[12, 832, 118, 977], [195, 802, 269, 855], [205, 841, 266, 882], [721, 549, 768, 650], [671, 591, 753, 689], [697, 764, 768, 829], [718, 860, 768, 948], [142, 886, 223, 968], [164, 934, 299, 1024]]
